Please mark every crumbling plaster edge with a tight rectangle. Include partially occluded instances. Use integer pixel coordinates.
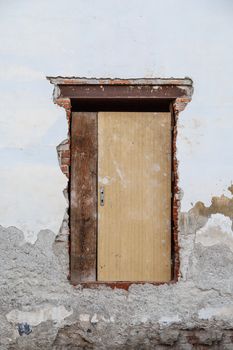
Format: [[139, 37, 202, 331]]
[[47, 76, 193, 86]]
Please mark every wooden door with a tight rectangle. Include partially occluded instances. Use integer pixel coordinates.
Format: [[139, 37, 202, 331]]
[[97, 112, 171, 282]]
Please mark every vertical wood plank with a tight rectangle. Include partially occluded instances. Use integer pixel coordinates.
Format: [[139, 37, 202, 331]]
[[98, 112, 171, 282], [70, 112, 97, 283]]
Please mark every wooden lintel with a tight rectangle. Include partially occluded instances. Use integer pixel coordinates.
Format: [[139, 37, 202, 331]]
[[58, 84, 191, 100]]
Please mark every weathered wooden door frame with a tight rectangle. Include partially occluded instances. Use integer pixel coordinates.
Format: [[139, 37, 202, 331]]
[[47, 77, 193, 288]]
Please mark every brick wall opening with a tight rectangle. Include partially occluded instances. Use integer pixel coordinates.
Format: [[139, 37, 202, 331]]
[[48, 77, 193, 288]]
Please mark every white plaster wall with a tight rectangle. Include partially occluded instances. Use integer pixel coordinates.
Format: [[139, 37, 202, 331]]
[[0, 0, 233, 241]]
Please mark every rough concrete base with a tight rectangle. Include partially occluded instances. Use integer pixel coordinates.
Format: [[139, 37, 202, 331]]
[[1, 197, 233, 349]]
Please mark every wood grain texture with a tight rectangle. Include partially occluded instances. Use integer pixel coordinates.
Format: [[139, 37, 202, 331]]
[[70, 112, 97, 283], [97, 112, 171, 282]]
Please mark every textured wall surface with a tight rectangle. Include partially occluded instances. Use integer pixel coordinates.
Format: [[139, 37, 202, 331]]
[[0, 0, 233, 348], [2, 201, 233, 349]]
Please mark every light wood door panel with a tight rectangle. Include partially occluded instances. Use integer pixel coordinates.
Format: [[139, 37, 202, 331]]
[[97, 112, 171, 281]]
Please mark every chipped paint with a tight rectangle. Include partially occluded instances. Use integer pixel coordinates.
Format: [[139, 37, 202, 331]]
[[153, 164, 161, 172], [99, 176, 112, 185]]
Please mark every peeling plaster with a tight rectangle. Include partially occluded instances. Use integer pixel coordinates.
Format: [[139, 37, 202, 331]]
[[191, 194, 233, 222], [6, 305, 73, 326], [198, 305, 233, 320], [1, 190, 233, 348], [196, 213, 233, 251]]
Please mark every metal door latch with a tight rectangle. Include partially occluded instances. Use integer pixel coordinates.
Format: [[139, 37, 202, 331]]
[[100, 187, 104, 206]]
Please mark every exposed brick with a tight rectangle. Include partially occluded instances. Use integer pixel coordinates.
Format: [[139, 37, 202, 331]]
[[61, 165, 69, 177], [61, 157, 70, 166], [62, 150, 70, 158]]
